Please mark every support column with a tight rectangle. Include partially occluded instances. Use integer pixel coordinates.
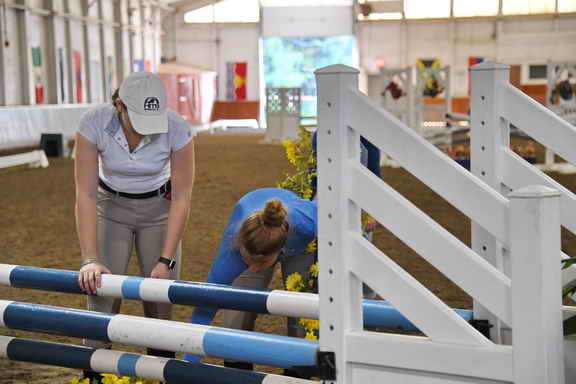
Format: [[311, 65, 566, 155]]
[[315, 64, 363, 384], [127, 0, 135, 73], [44, 0, 59, 104], [470, 62, 510, 343], [16, 0, 34, 104], [113, 0, 126, 82], [97, 0, 109, 100], [509, 185, 564, 384], [0, 2, 7, 105], [63, 0, 74, 103], [80, 0, 92, 102], [139, 0, 146, 70]]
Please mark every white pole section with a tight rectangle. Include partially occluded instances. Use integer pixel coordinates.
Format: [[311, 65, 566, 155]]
[[470, 62, 511, 343], [315, 64, 363, 384], [509, 185, 564, 384]]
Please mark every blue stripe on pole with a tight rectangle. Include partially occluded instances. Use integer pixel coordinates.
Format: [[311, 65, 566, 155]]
[[10, 266, 83, 294], [4, 302, 112, 341], [362, 300, 473, 330], [163, 360, 266, 384], [169, 282, 269, 313], [203, 328, 317, 369], [454, 308, 473, 321], [121, 278, 143, 300], [117, 353, 140, 378], [363, 300, 418, 330], [7, 338, 94, 370]]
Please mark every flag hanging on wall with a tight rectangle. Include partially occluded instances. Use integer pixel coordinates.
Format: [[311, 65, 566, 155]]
[[226, 62, 247, 100], [31, 47, 45, 104], [416, 58, 444, 98], [73, 50, 83, 103]]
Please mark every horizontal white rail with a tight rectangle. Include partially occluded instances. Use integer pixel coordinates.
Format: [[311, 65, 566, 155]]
[[346, 331, 514, 382], [0, 150, 49, 169], [348, 162, 511, 325], [502, 149, 576, 234], [500, 84, 576, 166], [346, 88, 510, 244]]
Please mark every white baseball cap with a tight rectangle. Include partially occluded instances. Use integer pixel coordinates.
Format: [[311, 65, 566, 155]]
[[119, 72, 168, 135]]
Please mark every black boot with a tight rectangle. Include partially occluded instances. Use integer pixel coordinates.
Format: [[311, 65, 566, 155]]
[[147, 348, 176, 359], [223, 361, 254, 371], [82, 370, 103, 384]]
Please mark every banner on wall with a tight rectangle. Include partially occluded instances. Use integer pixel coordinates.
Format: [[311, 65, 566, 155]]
[[31, 47, 45, 104], [73, 50, 83, 103], [468, 57, 485, 95], [226, 62, 247, 100], [416, 58, 444, 98]]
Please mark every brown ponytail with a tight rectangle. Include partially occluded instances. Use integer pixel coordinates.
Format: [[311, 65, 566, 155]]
[[236, 199, 289, 260], [111, 89, 120, 105]]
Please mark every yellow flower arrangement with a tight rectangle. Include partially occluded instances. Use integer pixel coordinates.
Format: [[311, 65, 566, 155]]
[[277, 127, 316, 200], [286, 272, 305, 292], [305, 330, 318, 341], [284, 252, 321, 340], [299, 318, 320, 333], [71, 374, 160, 384], [306, 239, 317, 253], [309, 262, 319, 279], [278, 130, 321, 340]]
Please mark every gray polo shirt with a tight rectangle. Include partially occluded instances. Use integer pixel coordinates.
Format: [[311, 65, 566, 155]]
[[78, 104, 195, 193]]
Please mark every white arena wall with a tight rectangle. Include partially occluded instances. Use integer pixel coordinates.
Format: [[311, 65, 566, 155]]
[[0, 104, 102, 151], [171, 14, 576, 100]]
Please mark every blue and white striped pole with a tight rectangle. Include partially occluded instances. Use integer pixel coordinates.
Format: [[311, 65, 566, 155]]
[[0, 335, 315, 384], [0, 264, 473, 331], [0, 300, 317, 369]]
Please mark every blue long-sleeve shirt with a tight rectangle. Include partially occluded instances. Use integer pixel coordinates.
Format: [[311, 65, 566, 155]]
[[189, 188, 317, 328]]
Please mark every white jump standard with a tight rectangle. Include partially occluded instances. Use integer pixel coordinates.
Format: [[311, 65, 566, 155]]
[[315, 63, 568, 383]]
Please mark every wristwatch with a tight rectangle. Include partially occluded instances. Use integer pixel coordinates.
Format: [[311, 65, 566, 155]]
[[158, 257, 176, 270]]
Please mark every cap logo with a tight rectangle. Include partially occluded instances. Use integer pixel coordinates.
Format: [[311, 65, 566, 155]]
[[144, 97, 160, 112]]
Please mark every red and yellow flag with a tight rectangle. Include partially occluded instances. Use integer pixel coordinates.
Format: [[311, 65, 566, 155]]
[[227, 62, 247, 100]]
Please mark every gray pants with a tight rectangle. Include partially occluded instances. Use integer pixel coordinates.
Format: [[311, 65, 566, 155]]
[[85, 188, 182, 348], [223, 245, 378, 348], [223, 251, 316, 340]]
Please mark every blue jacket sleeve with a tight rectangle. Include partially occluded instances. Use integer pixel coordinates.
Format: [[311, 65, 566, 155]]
[[184, 238, 247, 362], [188, 242, 247, 325]]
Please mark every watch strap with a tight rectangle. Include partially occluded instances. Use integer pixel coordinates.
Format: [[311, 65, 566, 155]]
[[158, 257, 176, 270]]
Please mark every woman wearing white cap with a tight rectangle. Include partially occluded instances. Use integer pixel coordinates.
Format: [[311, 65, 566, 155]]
[[74, 72, 195, 382]]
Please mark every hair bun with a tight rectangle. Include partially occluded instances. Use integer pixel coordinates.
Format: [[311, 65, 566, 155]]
[[262, 199, 287, 227]]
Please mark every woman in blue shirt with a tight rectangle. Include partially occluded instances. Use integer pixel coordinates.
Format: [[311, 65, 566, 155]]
[[185, 187, 317, 373], [189, 187, 316, 324]]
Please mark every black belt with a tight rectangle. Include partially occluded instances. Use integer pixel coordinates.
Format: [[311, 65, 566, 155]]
[[99, 179, 171, 199]]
